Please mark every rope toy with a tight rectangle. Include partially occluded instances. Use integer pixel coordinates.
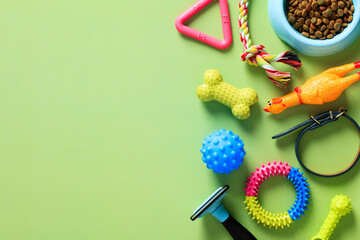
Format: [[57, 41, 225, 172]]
[[238, 0, 302, 88], [244, 161, 310, 229]]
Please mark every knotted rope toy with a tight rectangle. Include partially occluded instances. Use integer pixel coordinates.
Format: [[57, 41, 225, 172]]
[[238, 0, 302, 88], [244, 161, 310, 229]]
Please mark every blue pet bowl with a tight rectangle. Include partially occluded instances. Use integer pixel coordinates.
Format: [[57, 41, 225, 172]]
[[268, 0, 360, 56]]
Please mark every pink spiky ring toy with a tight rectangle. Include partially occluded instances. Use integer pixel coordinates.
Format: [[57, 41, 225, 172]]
[[244, 161, 311, 229]]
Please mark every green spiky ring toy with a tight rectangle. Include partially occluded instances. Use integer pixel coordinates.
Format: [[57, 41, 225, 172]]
[[244, 161, 311, 229]]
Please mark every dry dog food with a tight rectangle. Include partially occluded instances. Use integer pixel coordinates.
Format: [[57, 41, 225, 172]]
[[287, 0, 355, 39]]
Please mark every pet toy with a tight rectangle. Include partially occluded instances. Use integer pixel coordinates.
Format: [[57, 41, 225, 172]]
[[244, 161, 310, 229], [238, 0, 302, 88], [200, 129, 246, 174], [273, 108, 360, 177], [312, 194, 352, 240], [263, 61, 360, 114], [191, 185, 257, 240], [175, 0, 232, 49], [196, 70, 258, 120]]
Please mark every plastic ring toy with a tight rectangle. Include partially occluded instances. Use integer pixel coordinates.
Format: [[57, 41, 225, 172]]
[[244, 161, 310, 229]]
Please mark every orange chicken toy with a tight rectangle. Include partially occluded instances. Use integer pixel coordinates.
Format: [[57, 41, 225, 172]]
[[263, 62, 360, 114]]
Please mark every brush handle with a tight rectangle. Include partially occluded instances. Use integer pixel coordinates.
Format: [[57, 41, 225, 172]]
[[222, 215, 257, 240]]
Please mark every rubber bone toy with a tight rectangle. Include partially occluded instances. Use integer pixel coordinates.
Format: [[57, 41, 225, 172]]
[[263, 62, 360, 114], [312, 194, 352, 240], [196, 70, 258, 120]]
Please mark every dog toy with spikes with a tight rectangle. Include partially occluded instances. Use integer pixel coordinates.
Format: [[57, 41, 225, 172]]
[[244, 161, 310, 229]]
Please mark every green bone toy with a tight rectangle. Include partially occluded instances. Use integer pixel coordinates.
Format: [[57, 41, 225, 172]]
[[196, 70, 258, 120], [312, 194, 352, 240]]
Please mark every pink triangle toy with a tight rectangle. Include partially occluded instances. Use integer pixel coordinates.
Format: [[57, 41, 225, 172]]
[[175, 0, 232, 49]]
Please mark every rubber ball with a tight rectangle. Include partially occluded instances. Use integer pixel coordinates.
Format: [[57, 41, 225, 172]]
[[200, 129, 246, 174]]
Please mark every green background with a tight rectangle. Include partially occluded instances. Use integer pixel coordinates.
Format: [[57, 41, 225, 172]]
[[0, 0, 359, 239]]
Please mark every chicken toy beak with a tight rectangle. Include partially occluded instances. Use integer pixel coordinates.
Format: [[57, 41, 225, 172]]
[[263, 107, 270, 112]]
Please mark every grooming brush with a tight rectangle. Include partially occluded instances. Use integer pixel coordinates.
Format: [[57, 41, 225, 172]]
[[191, 185, 257, 240]]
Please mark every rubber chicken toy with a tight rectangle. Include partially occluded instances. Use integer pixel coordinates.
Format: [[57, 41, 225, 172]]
[[263, 62, 360, 114]]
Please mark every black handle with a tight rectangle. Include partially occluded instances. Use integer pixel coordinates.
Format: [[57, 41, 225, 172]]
[[222, 215, 257, 240]]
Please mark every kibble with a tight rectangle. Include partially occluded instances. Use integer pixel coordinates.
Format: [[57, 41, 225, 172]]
[[287, 0, 355, 39], [293, 22, 301, 30], [315, 31, 323, 37], [338, 1, 345, 8], [323, 9, 333, 17], [331, 3, 338, 11], [288, 15, 296, 23], [306, 3, 312, 11], [312, 2, 319, 9], [334, 22, 342, 31], [338, 8, 344, 16], [302, 9, 308, 17]]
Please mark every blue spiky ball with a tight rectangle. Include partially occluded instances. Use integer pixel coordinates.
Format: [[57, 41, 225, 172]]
[[200, 129, 246, 174]]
